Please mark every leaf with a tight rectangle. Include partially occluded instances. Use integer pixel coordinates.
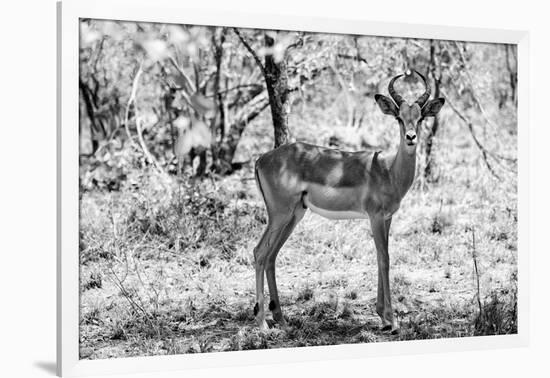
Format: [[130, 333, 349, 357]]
[[170, 73, 188, 89], [273, 43, 286, 63], [80, 23, 102, 46], [168, 25, 189, 45], [265, 30, 278, 40], [174, 116, 212, 157], [101, 21, 124, 41], [190, 94, 216, 115], [141, 39, 168, 61], [186, 42, 199, 61]]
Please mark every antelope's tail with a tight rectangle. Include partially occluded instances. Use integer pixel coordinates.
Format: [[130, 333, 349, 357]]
[[254, 158, 267, 206]]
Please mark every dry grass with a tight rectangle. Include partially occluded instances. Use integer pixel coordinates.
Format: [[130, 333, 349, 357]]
[[79, 97, 518, 359], [79, 135, 517, 359]]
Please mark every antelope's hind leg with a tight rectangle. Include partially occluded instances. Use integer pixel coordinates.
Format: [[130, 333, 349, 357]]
[[252, 224, 273, 330], [265, 205, 306, 326]]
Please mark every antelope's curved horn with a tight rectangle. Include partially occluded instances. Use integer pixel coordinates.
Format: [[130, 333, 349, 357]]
[[388, 74, 405, 107], [414, 70, 431, 108]]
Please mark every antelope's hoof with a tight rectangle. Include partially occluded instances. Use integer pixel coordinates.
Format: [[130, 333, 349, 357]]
[[257, 319, 269, 331], [381, 324, 400, 334], [274, 317, 288, 330]]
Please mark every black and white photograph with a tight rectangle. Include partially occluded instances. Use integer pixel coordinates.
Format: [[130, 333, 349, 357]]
[[78, 19, 518, 360]]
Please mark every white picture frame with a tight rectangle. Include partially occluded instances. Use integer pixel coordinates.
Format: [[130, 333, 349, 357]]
[[57, 0, 530, 376]]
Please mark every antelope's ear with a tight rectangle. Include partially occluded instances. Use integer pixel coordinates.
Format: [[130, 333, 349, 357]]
[[375, 94, 399, 116], [421, 98, 445, 117]]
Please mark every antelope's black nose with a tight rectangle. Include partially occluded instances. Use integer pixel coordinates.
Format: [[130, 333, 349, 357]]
[[406, 132, 417, 141]]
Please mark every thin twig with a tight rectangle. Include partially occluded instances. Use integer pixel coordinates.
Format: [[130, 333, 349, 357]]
[[107, 264, 156, 331], [443, 79, 516, 167], [168, 55, 196, 93], [157, 61, 193, 107], [135, 117, 166, 176], [123, 64, 142, 150], [442, 92, 503, 180], [471, 228, 484, 323], [285, 32, 306, 53], [453, 41, 500, 131], [132, 255, 160, 313], [204, 84, 264, 98], [233, 28, 265, 75], [109, 208, 129, 282], [127, 63, 168, 178], [329, 62, 354, 128], [336, 53, 368, 65]]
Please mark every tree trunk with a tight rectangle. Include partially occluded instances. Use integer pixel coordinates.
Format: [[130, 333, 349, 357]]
[[210, 28, 226, 160], [505, 44, 517, 106], [79, 78, 106, 154], [263, 33, 291, 148]]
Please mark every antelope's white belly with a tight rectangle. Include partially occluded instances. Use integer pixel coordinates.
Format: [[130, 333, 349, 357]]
[[303, 194, 368, 220]]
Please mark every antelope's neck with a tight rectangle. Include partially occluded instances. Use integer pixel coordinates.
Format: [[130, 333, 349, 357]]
[[389, 140, 417, 198]]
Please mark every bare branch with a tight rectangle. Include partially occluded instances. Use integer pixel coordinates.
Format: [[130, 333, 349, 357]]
[[235, 92, 269, 121], [285, 32, 305, 53], [453, 41, 500, 131], [168, 55, 196, 93], [233, 28, 265, 75], [442, 93, 503, 180], [227, 83, 265, 111], [205, 84, 264, 98], [199, 68, 217, 93], [504, 44, 517, 104], [123, 65, 142, 151], [470, 228, 484, 324], [241, 98, 270, 125], [91, 36, 106, 74], [336, 53, 368, 65], [329, 62, 354, 128], [125, 62, 168, 177], [157, 61, 193, 107], [409, 40, 429, 52]]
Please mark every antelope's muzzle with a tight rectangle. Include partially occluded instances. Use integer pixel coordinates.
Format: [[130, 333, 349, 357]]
[[405, 130, 417, 145]]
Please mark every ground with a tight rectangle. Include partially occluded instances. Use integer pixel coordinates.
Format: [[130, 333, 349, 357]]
[[78, 142, 517, 358]]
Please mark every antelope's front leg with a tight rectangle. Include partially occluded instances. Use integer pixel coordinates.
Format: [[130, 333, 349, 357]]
[[370, 215, 399, 333]]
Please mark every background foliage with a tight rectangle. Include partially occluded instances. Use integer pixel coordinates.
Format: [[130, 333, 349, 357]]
[[79, 20, 517, 359]]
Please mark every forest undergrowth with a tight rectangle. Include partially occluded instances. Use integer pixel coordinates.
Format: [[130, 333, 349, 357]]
[[79, 117, 517, 359]]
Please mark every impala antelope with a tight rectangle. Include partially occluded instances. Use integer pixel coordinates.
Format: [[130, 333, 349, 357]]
[[252, 70, 445, 333]]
